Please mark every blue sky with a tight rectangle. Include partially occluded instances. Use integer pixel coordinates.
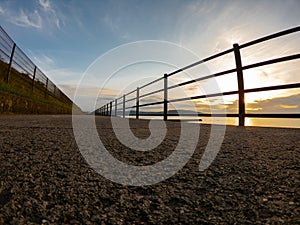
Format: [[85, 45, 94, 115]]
[[0, 0, 299, 112]]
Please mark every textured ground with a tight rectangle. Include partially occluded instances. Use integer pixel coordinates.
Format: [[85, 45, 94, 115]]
[[0, 115, 299, 224]]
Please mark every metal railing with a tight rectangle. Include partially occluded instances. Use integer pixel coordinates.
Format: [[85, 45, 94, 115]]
[[0, 26, 72, 104], [96, 26, 300, 126]]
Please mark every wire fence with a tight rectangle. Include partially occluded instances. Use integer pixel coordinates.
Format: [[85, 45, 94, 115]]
[[96, 26, 300, 126], [0, 26, 72, 105]]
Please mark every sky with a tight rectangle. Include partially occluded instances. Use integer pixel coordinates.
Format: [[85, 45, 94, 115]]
[[0, 0, 299, 114]]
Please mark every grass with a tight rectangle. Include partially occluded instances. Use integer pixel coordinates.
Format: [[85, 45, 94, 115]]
[[0, 60, 73, 111], [0, 81, 72, 110]]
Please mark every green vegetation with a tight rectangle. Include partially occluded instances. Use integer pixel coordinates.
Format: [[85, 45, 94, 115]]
[[0, 81, 72, 110], [0, 60, 73, 112]]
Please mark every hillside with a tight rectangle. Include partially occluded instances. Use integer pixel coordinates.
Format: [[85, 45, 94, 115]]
[[0, 60, 81, 114]]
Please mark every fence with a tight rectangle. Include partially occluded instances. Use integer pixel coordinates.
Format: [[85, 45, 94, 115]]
[[0, 26, 72, 105], [96, 26, 300, 126]]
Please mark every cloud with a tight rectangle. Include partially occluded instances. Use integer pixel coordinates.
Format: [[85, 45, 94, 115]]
[[11, 9, 42, 29], [0, 0, 63, 30], [221, 94, 300, 114], [0, 6, 4, 15], [248, 94, 300, 113], [280, 104, 298, 109], [39, 0, 51, 12], [28, 52, 56, 70], [59, 84, 121, 111], [38, 0, 62, 29], [189, 92, 300, 114], [103, 13, 119, 33]]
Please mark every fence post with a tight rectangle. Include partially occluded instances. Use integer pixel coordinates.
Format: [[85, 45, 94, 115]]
[[136, 87, 140, 119], [32, 66, 37, 92], [110, 101, 112, 116], [123, 94, 125, 118], [6, 43, 16, 83], [106, 104, 109, 116], [163, 73, 168, 121], [115, 99, 117, 116], [233, 43, 245, 126]]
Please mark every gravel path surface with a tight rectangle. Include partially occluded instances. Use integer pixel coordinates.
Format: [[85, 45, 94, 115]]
[[0, 115, 299, 224]]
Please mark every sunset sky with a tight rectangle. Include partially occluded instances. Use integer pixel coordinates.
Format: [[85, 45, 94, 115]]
[[0, 0, 299, 114]]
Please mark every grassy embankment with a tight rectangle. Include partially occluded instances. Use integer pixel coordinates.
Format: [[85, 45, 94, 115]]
[[0, 60, 75, 113]]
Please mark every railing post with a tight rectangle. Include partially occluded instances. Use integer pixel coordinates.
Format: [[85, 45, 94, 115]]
[[163, 73, 168, 121], [136, 87, 140, 119], [106, 104, 109, 116], [233, 43, 245, 126], [32, 66, 36, 92], [123, 94, 125, 118], [115, 99, 117, 116], [110, 101, 112, 117], [6, 43, 16, 83]]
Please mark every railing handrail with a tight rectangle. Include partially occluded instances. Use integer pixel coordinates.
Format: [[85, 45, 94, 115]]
[[96, 26, 300, 126]]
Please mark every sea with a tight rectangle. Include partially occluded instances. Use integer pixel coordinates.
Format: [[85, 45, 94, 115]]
[[126, 116, 300, 129]]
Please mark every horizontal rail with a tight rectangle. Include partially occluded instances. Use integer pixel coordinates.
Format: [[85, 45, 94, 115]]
[[137, 101, 165, 108], [245, 114, 300, 118], [168, 90, 239, 103], [168, 68, 237, 90], [245, 83, 300, 93], [139, 88, 164, 99], [240, 26, 300, 49], [125, 97, 136, 103], [125, 89, 136, 96], [0, 49, 10, 58], [168, 48, 234, 77], [127, 113, 300, 118], [243, 53, 300, 71], [139, 77, 164, 89]]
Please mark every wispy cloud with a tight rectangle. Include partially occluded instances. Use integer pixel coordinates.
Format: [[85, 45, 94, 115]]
[[38, 0, 61, 30], [11, 9, 42, 29], [103, 13, 119, 33], [27, 50, 56, 70], [0, 5, 4, 15], [38, 0, 51, 12], [0, 0, 63, 30]]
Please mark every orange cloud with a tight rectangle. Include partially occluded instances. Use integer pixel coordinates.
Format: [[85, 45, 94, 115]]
[[280, 104, 298, 109]]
